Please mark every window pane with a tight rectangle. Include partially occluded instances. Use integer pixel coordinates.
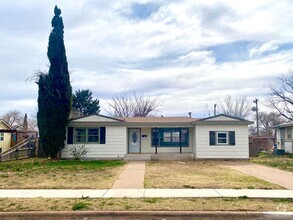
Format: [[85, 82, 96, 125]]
[[88, 128, 99, 143], [163, 132, 171, 142], [218, 133, 227, 138], [88, 136, 98, 142], [172, 132, 180, 142], [218, 138, 227, 143], [76, 128, 86, 136], [0, 133, 3, 141], [75, 128, 86, 143], [76, 135, 86, 143], [88, 128, 99, 136], [181, 129, 188, 143]]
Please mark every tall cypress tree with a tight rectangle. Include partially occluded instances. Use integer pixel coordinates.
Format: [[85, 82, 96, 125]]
[[37, 6, 72, 158]]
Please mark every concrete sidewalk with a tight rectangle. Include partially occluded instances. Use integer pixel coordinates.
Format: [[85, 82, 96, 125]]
[[0, 189, 292, 199], [111, 161, 145, 189]]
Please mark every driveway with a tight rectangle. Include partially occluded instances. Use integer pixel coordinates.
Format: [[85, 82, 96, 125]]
[[221, 161, 293, 190]]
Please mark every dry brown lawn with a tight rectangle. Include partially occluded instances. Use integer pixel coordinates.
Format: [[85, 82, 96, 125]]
[[145, 161, 282, 189], [0, 198, 292, 212], [0, 159, 125, 189]]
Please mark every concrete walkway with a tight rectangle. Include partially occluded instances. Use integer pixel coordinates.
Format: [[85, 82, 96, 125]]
[[111, 161, 145, 189], [0, 189, 292, 199], [221, 161, 293, 190]]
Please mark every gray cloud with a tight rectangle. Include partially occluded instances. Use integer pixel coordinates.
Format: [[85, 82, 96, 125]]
[[1, 0, 293, 117]]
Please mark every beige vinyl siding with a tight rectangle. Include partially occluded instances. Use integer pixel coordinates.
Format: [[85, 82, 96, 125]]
[[61, 126, 127, 159], [195, 124, 249, 159], [73, 115, 120, 123], [284, 141, 293, 153], [140, 127, 193, 153], [275, 126, 293, 151], [276, 128, 284, 149], [0, 122, 11, 153], [204, 115, 239, 121]]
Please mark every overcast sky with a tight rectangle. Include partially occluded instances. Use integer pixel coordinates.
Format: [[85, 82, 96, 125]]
[[1, 0, 293, 119]]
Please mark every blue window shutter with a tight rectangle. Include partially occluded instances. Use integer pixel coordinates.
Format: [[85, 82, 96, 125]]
[[209, 131, 216, 145], [151, 128, 159, 146], [183, 128, 189, 146], [100, 127, 106, 144], [67, 127, 73, 144], [229, 131, 235, 145]]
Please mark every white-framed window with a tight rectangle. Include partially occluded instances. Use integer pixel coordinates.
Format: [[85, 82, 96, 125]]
[[163, 131, 181, 143], [216, 132, 228, 144], [172, 132, 180, 142], [287, 128, 292, 140], [0, 133, 4, 142], [88, 128, 99, 143], [152, 128, 189, 147], [74, 128, 99, 144], [163, 132, 171, 142]]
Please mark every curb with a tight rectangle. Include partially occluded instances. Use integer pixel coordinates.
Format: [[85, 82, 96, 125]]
[[0, 211, 292, 220]]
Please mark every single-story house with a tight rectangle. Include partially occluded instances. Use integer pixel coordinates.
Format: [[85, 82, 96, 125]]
[[275, 122, 293, 153], [61, 114, 253, 160], [0, 119, 12, 154]]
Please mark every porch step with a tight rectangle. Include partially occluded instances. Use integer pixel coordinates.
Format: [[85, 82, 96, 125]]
[[151, 153, 194, 161], [124, 154, 152, 161]]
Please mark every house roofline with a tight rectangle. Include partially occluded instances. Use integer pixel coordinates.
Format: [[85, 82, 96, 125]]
[[69, 114, 125, 122], [0, 119, 13, 130], [199, 114, 249, 121], [274, 122, 293, 128], [68, 114, 254, 126], [69, 121, 194, 127]]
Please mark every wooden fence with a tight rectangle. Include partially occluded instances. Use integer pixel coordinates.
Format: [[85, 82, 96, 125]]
[[0, 138, 37, 162]]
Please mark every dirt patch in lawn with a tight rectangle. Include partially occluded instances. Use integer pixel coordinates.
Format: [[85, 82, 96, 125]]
[[145, 161, 282, 189], [0, 159, 125, 189], [0, 198, 292, 212]]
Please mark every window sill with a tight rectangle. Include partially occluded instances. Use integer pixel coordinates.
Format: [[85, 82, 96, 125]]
[[151, 145, 189, 148]]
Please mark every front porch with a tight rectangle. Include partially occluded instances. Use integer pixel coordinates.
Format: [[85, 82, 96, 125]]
[[127, 127, 194, 154], [124, 153, 195, 161]]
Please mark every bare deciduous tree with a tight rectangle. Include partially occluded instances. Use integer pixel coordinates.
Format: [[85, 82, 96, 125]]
[[258, 111, 286, 136], [106, 92, 163, 117], [218, 95, 252, 119], [267, 73, 293, 121], [1, 110, 23, 129], [1, 110, 37, 130], [203, 104, 212, 117]]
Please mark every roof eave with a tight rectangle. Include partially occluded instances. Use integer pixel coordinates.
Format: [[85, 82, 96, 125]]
[[0, 119, 13, 130], [192, 121, 254, 125], [199, 114, 249, 122], [69, 114, 125, 122]]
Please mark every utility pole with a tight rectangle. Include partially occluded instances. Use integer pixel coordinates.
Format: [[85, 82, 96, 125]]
[[252, 99, 259, 136], [214, 104, 217, 116]]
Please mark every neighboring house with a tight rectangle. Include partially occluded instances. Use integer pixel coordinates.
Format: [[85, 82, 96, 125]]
[[0, 119, 12, 154], [61, 114, 253, 160], [249, 136, 276, 157], [275, 123, 293, 153]]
